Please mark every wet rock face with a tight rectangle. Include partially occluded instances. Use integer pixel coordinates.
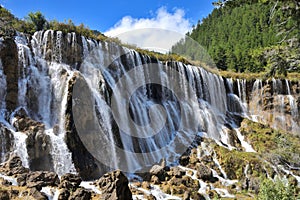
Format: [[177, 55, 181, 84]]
[[12, 115, 54, 172], [65, 73, 101, 180], [0, 124, 14, 161], [39, 31, 83, 68], [0, 38, 18, 112], [96, 170, 132, 200]]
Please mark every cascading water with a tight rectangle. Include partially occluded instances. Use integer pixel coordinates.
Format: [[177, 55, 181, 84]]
[[0, 30, 299, 179]]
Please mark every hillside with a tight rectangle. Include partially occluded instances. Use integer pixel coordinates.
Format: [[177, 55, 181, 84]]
[[172, 0, 300, 76]]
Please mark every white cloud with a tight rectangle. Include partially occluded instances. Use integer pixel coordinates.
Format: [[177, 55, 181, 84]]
[[104, 7, 192, 53]]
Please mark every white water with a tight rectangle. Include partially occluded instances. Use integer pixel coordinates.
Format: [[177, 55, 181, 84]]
[[41, 187, 59, 200], [0, 173, 18, 186], [80, 181, 102, 194], [131, 184, 181, 200], [0, 30, 299, 188], [12, 131, 29, 168], [2, 32, 77, 174], [234, 128, 256, 152]]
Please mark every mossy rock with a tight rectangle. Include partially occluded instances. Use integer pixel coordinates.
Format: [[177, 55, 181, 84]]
[[240, 119, 300, 165]]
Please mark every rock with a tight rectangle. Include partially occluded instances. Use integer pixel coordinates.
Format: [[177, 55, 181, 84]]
[[26, 128, 53, 171], [0, 190, 10, 200], [183, 191, 190, 200], [96, 170, 132, 200], [29, 188, 48, 200], [16, 173, 27, 186], [208, 190, 219, 199], [146, 194, 156, 200], [11, 115, 53, 171], [65, 74, 101, 180], [0, 125, 14, 162], [149, 165, 166, 181], [0, 177, 12, 186], [13, 116, 45, 133], [150, 175, 161, 184], [192, 192, 206, 200], [167, 167, 185, 178], [242, 177, 261, 193], [0, 38, 19, 112], [0, 155, 29, 176], [58, 188, 70, 200], [179, 155, 190, 166], [227, 129, 242, 149], [26, 171, 59, 190], [181, 175, 200, 189], [196, 163, 213, 182], [59, 173, 82, 191], [141, 181, 151, 190], [69, 188, 91, 200]]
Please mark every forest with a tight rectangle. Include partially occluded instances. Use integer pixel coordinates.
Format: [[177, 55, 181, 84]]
[[171, 0, 300, 76]]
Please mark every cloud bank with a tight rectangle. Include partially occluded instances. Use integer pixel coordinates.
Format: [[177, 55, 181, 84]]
[[104, 7, 192, 53]]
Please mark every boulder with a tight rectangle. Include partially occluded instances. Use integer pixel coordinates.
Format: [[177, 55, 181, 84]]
[[69, 188, 91, 200], [95, 170, 132, 200], [29, 188, 48, 200], [196, 163, 213, 182], [146, 194, 156, 200], [0, 190, 10, 200], [183, 191, 190, 200], [26, 171, 59, 190], [26, 129, 53, 171], [149, 165, 166, 181], [0, 177, 12, 186], [179, 155, 190, 166], [58, 188, 70, 200], [59, 173, 82, 191], [167, 167, 185, 178], [12, 116, 45, 133], [0, 155, 29, 176], [12, 115, 53, 171]]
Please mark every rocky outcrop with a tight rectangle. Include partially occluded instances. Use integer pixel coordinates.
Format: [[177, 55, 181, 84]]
[[196, 163, 214, 182], [0, 155, 29, 176], [95, 170, 132, 200], [0, 38, 18, 112], [38, 30, 83, 68], [26, 171, 59, 190], [0, 124, 14, 162], [59, 173, 82, 191], [65, 73, 101, 180], [149, 165, 166, 181], [12, 114, 53, 172]]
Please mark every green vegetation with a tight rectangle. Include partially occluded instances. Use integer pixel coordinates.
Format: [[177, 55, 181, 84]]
[[214, 144, 269, 180], [172, 0, 300, 77], [0, 6, 106, 40], [258, 177, 296, 200], [0, 6, 189, 63], [240, 119, 300, 165]]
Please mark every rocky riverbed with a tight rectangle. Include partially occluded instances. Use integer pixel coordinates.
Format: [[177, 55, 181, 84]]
[[0, 118, 299, 200]]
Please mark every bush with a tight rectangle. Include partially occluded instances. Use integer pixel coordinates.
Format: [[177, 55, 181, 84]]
[[258, 177, 296, 200]]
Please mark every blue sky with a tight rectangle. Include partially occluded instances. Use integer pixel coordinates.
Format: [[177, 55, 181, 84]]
[[0, 0, 214, 33]]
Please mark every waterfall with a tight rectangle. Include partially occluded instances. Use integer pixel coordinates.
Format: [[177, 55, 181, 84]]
[[0, 30, 299, 178], [0, 58, 6, 117], [12, 131, 29, 168]]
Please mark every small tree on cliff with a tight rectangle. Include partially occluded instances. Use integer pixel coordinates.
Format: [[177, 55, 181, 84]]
[[27, 11, 47, 31]]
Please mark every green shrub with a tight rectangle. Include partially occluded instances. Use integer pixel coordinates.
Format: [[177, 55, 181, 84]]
[[258, 177, 296, 200]]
